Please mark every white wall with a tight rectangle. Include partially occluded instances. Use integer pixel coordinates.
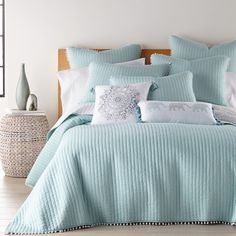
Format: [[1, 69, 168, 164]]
[[3, 0, 236, 126]]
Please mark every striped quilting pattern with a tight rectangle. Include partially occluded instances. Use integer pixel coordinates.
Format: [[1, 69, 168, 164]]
[[110, 71, 196, 102], [67, 44, 141, 69], [169, 35, 236, 72], [25, 115, 92, 188], [6, 116, 236, 234], [151, 54, 229, 105], [82, 62, 170, 103]]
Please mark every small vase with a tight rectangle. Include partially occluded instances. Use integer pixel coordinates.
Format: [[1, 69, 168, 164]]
[[26, 94, 38, 111], [16, 64, 30, 110]]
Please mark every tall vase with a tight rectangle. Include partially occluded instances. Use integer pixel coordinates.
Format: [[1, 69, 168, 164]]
[[16, 64, 30, 110]]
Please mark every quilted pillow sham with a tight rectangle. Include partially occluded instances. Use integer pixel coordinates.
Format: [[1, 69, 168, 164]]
[[57, 58, 145, 114], [67, 44, 142, 69], [170, 35, 236, 72], [91, 82, 152, 125], [151, 54, 230, 105], [110, 71, 196, 102], [83, 62, 170, 103], [139, 101, 217, 125]]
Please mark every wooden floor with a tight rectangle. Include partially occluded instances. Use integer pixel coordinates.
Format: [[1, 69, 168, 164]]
[[1, 171, 236, 236]]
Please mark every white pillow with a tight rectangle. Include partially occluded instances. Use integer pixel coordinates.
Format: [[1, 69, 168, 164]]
[[92, 82, 151, 125], [225, 72, 236, 108], [138, 101, 217, 125], [57, 58, 145, 113]]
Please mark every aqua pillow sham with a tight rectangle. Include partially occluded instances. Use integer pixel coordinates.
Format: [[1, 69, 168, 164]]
[[151, 54, 230, 105], [170, 35, 236, 72], [82, 62, 170, 102], [110, 71, 196, 102], [67, 44, 142, 69]]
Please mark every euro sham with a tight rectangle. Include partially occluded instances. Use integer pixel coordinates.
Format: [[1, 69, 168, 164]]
[[82, 62, 170, 103], [170, 35, 236, 72], [110, 71, 196, 102], [67, 44, 142, 69], [139, 101, 217, 125], [151, 54, 230, 105]]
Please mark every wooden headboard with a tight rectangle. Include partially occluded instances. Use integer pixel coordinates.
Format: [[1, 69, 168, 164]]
[[58, 48, 171, 118]]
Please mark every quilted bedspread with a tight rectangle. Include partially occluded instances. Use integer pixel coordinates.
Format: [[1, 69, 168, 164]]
[[5, 115, 236, 234]]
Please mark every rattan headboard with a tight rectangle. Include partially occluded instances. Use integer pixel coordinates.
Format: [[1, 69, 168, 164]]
[[58, 48, 171, 118]]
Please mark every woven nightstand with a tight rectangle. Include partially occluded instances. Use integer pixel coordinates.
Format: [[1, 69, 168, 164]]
[[0, 111, 49, 177]]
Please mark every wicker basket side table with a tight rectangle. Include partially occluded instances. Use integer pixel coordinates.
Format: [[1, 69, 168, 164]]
[[0, 113, 49, 177]]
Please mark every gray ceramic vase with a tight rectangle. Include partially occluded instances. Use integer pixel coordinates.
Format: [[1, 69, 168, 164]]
[[16, 63, 30, 110]]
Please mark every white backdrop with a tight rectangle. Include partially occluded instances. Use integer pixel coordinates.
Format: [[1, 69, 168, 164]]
[[3, 0, 236, 126]]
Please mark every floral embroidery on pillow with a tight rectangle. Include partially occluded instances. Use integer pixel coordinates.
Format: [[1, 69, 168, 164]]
[[98, 86, 140, 121], [92, 82, 151, 125]]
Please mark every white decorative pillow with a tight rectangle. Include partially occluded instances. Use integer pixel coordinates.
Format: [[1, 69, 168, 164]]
[[225, 72, 236, 108], [138, 101, 217, 125], [92, 83, 152, 125], [57, 58, 145, 114]]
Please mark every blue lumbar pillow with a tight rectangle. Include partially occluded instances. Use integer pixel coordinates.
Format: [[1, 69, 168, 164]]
[[110, 71, 196, 102], [82, 62, 170, 103], [169, 35, 236, 72], [67, 44, 142, 69], [151, 54, 230, 105]]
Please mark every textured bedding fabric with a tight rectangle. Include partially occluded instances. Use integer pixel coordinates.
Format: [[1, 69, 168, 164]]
[[67, 44, 142, 69], [151, 54, 229, 105], [82, 62, 170, 103], [110, 71, 196, 102], [6, 114, 236, 234], [169, 35, 236, 72], [25, 115, 92, 188]]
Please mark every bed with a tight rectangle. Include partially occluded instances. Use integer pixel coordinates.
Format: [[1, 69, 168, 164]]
[[5, 48, 236, 235]]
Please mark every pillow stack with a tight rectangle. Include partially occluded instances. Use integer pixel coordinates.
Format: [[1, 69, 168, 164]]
[[83, 62, 170, 102], [90, 62, 171, 124], [151, 54, 229, 105], [60, 36, 236, 125], [58, 44, 143, 113], [167, 35, 236, 108], [151, 36, 236, 106]]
